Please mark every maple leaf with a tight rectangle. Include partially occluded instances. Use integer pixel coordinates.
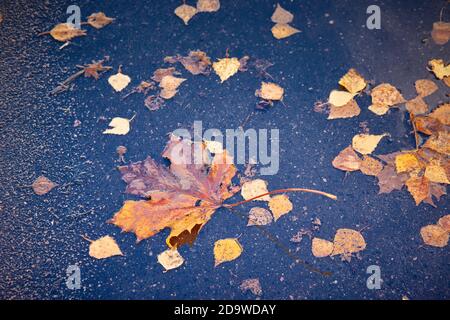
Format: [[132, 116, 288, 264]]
[[109, 134, 238, 248]]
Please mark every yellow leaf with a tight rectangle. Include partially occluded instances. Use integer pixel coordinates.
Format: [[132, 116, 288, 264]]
[[352, 133, 387, 155], [370, 83, 405, 107], [213, 57, 240, 82], [197, 0, 220, 12], [424, 163, 450, 184], [271, 23, 300, 39], [414, 79, 438, 97], [159, 75, 186, 100], [89, 236, 123, 259], [174, 4, 197, 25], [255, 82, 284, 101], [108, 71, 131, 92], [428, 59, 450, 80], [328, 90, 356, 107], [214, 238, 243, 267], [103, 117, 131, 135], [405, 96, 428, 115], [311, 237, 334, 257], [268, 194, 293, 221], [157, 249, 184, 270], [271, 3, 294, 24], [395, 153, 421, 173], [331, 229, 366, 256], [241, 179, 270, 201], [368, 104, 390, 116], [420, 224, 449, 247], [338, 68, 367, 94]]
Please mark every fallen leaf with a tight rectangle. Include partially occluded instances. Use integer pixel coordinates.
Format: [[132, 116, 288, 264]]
[[271, 3, 294, 24], [328, 90, 356, 107], [406, 174, 430, 205], [376, 164, 408, 194], [423, 131, 450, 155], [159, 75, 186, 99], [247, 207, 273, 226], [268, 194, 293, 221], [425, 182, 447, 206], [420, 224, 449, 247], [424, 162, 450, 184], [110, 135, 238, 248], [414, 79, 438, 97], [360, 156, 383, 176], [241, 179, 270, 201], [413, 115, 444, 135], [395, 153, 421, 173], [438, 215, 450, 232], [108, 70, 131, 92], [405, 96, 428, 115], [152, 67, 178, 82], [311, 237, 334, 257], [331, 229, 366, 256], [338, 69, 367, 94], [368, 103, 390, 116], [370, 83, 405, 108], [213, 57, 240, 82], [174, 4, 197, 25], [197, 0, 220, 12], [428, 59, 450, 80], [214, 238, 242, 266], [431, 21, 450, 45], [255, 82, 284, 101], [328, 99, 361, 119], [165, 51, 211, 75], [352, 133, 387, 155], [157, 248, 184, 270], [144, 95, 165, 111], [332, 145, 362, 171], [239, 278, 262, 296], [429, 103, 450, 125], [32, 176, 57, 195], [103, 117, 132, 135], [271, 23, 300, 39], [87, 12, 114, 29], [47, 23, 86, 42], [89, 236, 123, 259]]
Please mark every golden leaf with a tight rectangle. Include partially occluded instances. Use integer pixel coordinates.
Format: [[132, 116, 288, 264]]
[[241, 179, 270, 201], [268, 194, 293, 221], [438, 215, 450, 232], [157, 249, 184, 270], [87, 12, 114, 29], [424, 162, 450, 184], [214, 238, 243, 267], [370, 83, 405, 107], [271, 23, 300, 39], [332, 145, 362, 171], [328, 90, 356, 107], [174, 4, 197, 25], [429, 103, 450, 126], [405, 174, 430, 206], [103, 117, 131, 135], [213, 57, 240, 82], [255, 82, 284, 101], [338, 68, 367, 94], [368, 104, 390, 116], [311, 237, 334, 258], [360, 156, 383, 176], [271, 3, 294, 24], [247, 207, 273, 226], [48, 23, 86, 42], [197, 0, 220, 12], [395, 153, 421, 173], [331, 229, 366, 256], [108, 71, 131, 92], [328, 99, 361, 120], [352, 133, 387, 155], [89, 236, 123, 259], [405, 96, 428, 115], [429, 59, 450, 80], [414, 79, 438, 97], [420, 225, 449, 247]]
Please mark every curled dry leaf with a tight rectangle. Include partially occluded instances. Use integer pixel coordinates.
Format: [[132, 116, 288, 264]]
[[352, 133, 387, 155], [32, 176, 57, 195], [239, 278, 262, 296], [428, 59, 450, 80], [46, 23, 87, 42], [103, 117, 131, 135], [165, 51, 212, 76], [328, 90, 356, 107], [268, 194, 293, 221], [88, 236, 123, 259], [152, 67, 178, 82], [332, 145, 361, 171], [87, 12, 114, 29], [420, 224, 449, 247], [414, 79, 438, 97], [174, 4, 197, 25], [197, 0, 220, 12], [255, 82, 284, 101], [213, 57, 240, 82], [271, 23, 300, 39], [331, 228, 366, 256], [438, 215, 450, 232], [214, 238, 242, 267], [157, 249, 184, 270], [360, 156, 383, 176], [247, 207, 273, 226], [328, 99, 361, 120], [241, 179, 270, 201], [311, 237, 334, 258], [271, 3, 294, 24], [108, 71, 131, 92], [405, 96, 428, 115], [431, 21, 450, 45], [338, 68, 367, 94]]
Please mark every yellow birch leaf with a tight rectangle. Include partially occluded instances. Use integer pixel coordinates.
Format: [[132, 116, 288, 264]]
[[331, 229, 366, 256], [405, 96, 428, 115], [157, 249, 184, 270], [428, 59, 450, 80], [197, 0, 220, 12], [255, 82, 284, 100], [328, 90, 356, 107], [108, 71, 131, 92], [213, 57, 240, 82], [395, 153, 421, 173], [370, 83, 405, 107], [174, 4, 197, 25], [89, 236, 123, 259], [338, 68, 367, 94], [420, 224, 449, 247], [311, 237, 334, 257], [414, 79, 438, 97], [424, 163, 450, 184], [271, 23, 300, 39], [214, 238, 243, 267], [159, 75, 186, 91], [352, 133, 387, 155], [103, 117, 131, 135], [268, 194, 293, 221], [423, 131, 450, 155], [241, 179, 270, 201], [271, 3, 294, 24]]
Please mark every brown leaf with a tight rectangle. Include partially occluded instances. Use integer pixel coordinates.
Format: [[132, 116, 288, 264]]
[[247, 207, 273, 226], [87, 12, 114, 29], [438, 214, 450, 232], [152, 67, 178, 82], [165, 51, 212, 76], [431, 21, 450, 45], [197, 0, 220, 12], [331, 229, 366, 256], [32, 176, 57, 195], [420, 224, 449, 247], [429, 103, 450, 126], [428, 59, 450, 80], [239, 278, 262, 296], [414, 115, 445, 135], [424, 161, 450, 184], [370, 83, 405, 109], [144, 95, 164, 111], [332, 146, 361, 171], [376, 163, 408, 194], [48, 23, 86, 42], [424, 182, 447, 207], [271, 3, 294, 24], [338, 69, 367, 94], [405, 174, 431, 205], [405, 96, 428, 115], [328, 99, 361, 120], [423, 131, 450, 155], [360, 156, 383, 176], [110, 135, 238, 248], [414, 79, 438, 97]]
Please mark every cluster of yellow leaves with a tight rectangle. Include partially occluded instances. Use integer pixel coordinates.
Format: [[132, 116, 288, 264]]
[[420, 215, 450, 247], [312, 228, 366, 261], [270, 3, 300, 39], [174, 0, 220, 25]]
